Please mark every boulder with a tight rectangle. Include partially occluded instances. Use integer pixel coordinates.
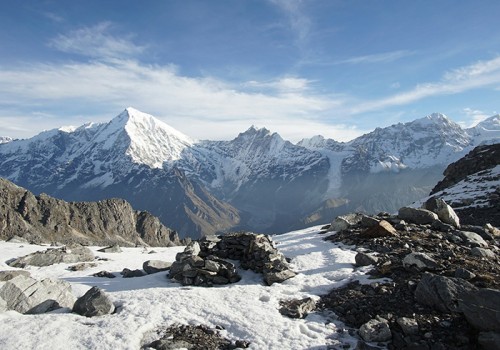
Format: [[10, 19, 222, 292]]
[[330, 213, 362, 232], [457, 231, 488, 248], [360, 220, 397, 238], [97, 245, 122, 253], [414, 273, 476, 313], [355, 252, 379, 267], [359, 318, 392, 342], [8, 244, 94, 267], [143, 260, 172, 274], [423, 197, 460, 228], [279, 297, 316, 319], [264, 270, 296, 286], [396, 317, 419, 335], [121, 268, 145, 278], [93, 271, 116, 278], [484, 223, 500, 237], [0, 275, 76, 314], [454, 268, 476, 280], [0, 270, 31, 282], [360, 215, 380, 228], [73, 286, 115, 317], [403, 252, 439, 271], [459, 288, 500, 332], [398, 207, 438, 225], [470, 247, 496, 258]]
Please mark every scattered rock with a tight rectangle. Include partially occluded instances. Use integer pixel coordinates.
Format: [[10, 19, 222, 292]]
[[454, 268, 476, 280], [97, 245, 122, 253], [459, 288, 500, 332], [143, 260, 172, 274], [0, 270, 30, 281], [423, 197, 460, 228], [330, 213, 362, 232], [121, 268, 145, 278], [398, 207, 439, 225], [396, 317, 419, 335], [73, 286, 115, 317], [146, 324, 250, 350], [470, 247, 496, 258], [414, 273, 476, 313], [359, 318, 392, 342], [484, 223, 500, 237], [355, 252, 378, 267], [360, 220, 397, 238], [360, 215, 380, 228], [68, 262, 97, 271], [8, 244, 94, 268], [457, 231, 488, 248], [402, 252, 439, 271], [93, 271, 116, 278], [264, 269, 296, 285], [279, 297, 316, 319], [0, 275, 76, 314]]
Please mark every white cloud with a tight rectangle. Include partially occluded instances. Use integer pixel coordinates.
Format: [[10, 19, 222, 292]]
[[243, 77, 313, 93], [0, 58, 348, 142], [269, 0, 311, 46], [352, 56, 500, 114], [460, 108, 489, 127], [48, 22, 145, 59]]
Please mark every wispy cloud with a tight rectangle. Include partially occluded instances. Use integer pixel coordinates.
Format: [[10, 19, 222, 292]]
[[460, 108, 490, 127], [269, 0, 311, 47], [243, 77, 313, 93], [48, 22, 145, 59], [335, 50, 415, 65], [352, 56, 500, 114], [0, 57, 348, 141]]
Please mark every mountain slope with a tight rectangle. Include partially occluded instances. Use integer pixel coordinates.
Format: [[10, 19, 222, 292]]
[[0, 177, 181, 246], [0, 109, 499, 237]]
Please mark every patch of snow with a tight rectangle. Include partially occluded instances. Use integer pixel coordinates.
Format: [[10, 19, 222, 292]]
[[0, 225, 377, 349]]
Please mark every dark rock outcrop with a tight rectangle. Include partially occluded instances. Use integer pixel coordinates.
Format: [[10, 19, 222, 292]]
[[73, 286, 115, 317], [0, 178, 181, 247]]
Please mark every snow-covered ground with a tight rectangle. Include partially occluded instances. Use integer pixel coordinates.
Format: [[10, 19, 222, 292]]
[[0, 226, 377, 349]]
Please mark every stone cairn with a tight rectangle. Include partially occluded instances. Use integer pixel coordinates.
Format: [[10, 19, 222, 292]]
[[169, 232, 296, 287]]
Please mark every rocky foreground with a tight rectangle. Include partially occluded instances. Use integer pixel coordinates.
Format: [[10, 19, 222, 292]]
[[319, 198, 499, 349]]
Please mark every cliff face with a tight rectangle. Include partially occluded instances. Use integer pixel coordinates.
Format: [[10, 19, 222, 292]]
[[0, 178, 181, 247]]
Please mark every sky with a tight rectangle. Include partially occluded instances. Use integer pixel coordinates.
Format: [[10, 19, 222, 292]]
[[1, 0, 499, 142]]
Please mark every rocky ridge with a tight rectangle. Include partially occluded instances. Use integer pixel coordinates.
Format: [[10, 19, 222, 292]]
[[319, 200, 499, 349], [0, 177, 181, 247]]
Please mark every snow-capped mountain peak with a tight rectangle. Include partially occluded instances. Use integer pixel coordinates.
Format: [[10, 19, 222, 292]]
[[92, 107, 194, 168], [466, 114, 500, 146], [0, 136, 12, 144]]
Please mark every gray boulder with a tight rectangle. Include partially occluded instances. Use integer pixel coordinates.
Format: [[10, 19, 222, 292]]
[[97, 245, 122, 253], [355, 252, 379, 267], [403, 252, 439, 271], [330, 213, 362, 232], [415, 273, 476, 313], [458, 231, 488, 248], [279, 297, 316, 319], [143, 260, 172, 274], [121, 268, 145, 278], [0, 270, 31, 282], [471, 247, 496, 258], [73, 286, 115, 317], [359, 318, 392, 342], [398, 207, 438, 225], [6, 235, 29, 244], [264, 270, 296, 286], [455, 268, 476, 280], [459, 288, 500, 332], [8, 244, 94, 267], [396, 317, 419, 335], [0, 275, 76, 314], [423, 197, 460, 228]]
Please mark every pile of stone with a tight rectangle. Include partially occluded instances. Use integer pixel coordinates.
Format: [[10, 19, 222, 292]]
[[145, 324, 250, 350], [198, 232, 296, 285], [320, 198, 500, 349], [169, 242, 241, 287]]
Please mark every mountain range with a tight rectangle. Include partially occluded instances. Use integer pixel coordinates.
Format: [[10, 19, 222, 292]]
[[0, 108, 498, 237]]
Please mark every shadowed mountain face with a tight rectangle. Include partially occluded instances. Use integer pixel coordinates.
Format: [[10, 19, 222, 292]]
[[0, 108, 498, 237], [0, 177, 182, 246]]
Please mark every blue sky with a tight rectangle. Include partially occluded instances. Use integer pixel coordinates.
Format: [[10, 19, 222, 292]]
[[1, 0, 499, 142]]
